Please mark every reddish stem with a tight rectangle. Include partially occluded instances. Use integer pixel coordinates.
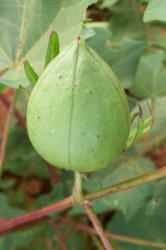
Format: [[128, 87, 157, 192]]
[[0, 218, 8, 224], [0, 90, 18, 172], [61, 218, 166, 248], [83, 205, 113, 250], [0, 196, 73, 234], [0, 167, 166, 235], [86, 167, 166, 201]]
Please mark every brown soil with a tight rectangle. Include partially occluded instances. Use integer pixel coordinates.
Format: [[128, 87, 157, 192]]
[[24, 176, 51, 197], [148, 146, 166, 168], [0, 87, 15, 135]]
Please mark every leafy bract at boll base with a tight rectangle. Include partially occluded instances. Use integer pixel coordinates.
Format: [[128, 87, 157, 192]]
[[27, 38, 130, 172]]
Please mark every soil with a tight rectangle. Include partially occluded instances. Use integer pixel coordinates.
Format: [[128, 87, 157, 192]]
[[149, 146, 166, 168], [24, 176, 51, 197], [0, 87, 15, 135]]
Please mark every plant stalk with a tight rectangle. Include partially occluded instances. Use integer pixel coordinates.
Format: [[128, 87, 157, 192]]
[[61, 218, 166, 248], [83, 205, 113, 250], [0, 196, 74, 234], [0, 90, 19, 174], [1, 167, 166, 235], [86, 166, 166, 201], [73, 171, 83, 203]]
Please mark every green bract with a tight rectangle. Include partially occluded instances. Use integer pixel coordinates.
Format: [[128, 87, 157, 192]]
[[27, 38, 130, 172]]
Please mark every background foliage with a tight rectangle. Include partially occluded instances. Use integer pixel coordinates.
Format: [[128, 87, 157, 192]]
[[0, 0, 166, 249]]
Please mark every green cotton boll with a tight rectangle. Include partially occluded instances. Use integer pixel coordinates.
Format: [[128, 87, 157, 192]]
[[27, 38, 130, 172]]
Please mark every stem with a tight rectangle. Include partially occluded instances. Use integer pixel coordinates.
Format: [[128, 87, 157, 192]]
[[61, 218, 166, 248], [1, 167, 166, 235], [0, 90, 19, 174], [73, 171, 83, 203], [0, 218, 8, 224], [90, 233, 105, 250], [0, 196, 74, 234], [86, 166, 166, 201], [83, 205, 113, 250]]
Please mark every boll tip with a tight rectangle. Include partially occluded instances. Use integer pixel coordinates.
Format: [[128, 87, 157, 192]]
[[77, 36, 81, 41], [138, 104, 143, 118]]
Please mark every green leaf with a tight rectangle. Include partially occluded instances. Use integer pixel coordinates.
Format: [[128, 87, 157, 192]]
[[66, 229, 85, 250], [80, 25, 96, 40], [4, 126, 49, 178], [108, 178, 166, 249], [0, 0, 96, 88], [87, 23, 111, 50], [146, 24, 166, 52], [0, 223, 55, 250], [127, 96, 137, 111], [0, 67, 29, 88], [130, 51, 166, 98], [0, 178, 15, 190], [87, 26, 149, 88], [0, 84, 6, 93], [24, 60, 39, 86], [19, 85, 30, 99], [109, 0, 146, 47], [0, 193, 24, 219], [144, 0, 166, 23], [44, 31, 59, 68], [106, 40, 150, 88], [71, 158, 156, 219]]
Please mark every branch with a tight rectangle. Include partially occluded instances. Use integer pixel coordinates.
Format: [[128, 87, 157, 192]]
[[0, 90, 19, 173], [90, 232, 105, 250], [0, 196, 74, 234], [1, 167, 166, 235], [86, 166, 166, 201], [61, 218, 166, 249], [0, 218, 8, 224], [73, 172, 110, 249], [83, 204, 113, 250]]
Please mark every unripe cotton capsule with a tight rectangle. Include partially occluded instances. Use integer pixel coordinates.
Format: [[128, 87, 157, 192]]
[[27, 38, 130, 172]]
